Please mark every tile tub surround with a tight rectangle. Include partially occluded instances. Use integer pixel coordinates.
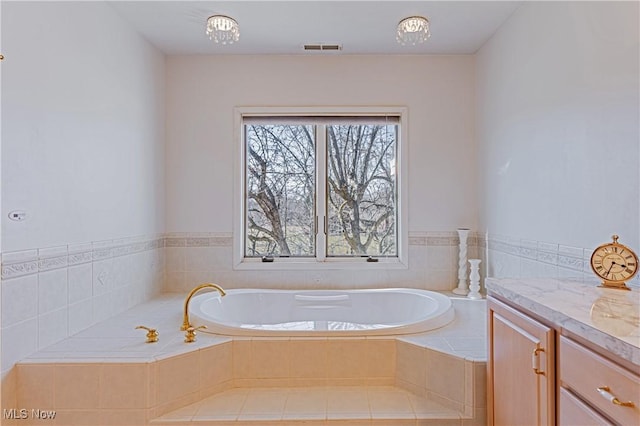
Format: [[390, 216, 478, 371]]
[[485, 278, 640, 367], [11, 294, 487, 425], [485, 234, 640, 288], [163, 231, 486, 293], [0, 235, 165, 416]]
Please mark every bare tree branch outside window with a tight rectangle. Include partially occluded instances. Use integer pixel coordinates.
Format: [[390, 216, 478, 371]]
[[244, 121, 397, 258], [245, 124, 315, 256], [327, 124, 397, 256]]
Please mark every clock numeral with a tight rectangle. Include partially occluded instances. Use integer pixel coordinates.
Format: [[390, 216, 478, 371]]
[[593, 259, 602, 264], [611, 273, 619, 281], [626, 255, 634, 260], [595, 265, 604, 271], [625, 268, 634, 274], [628, 262, 636, 267], [613, 247, 619, 253]]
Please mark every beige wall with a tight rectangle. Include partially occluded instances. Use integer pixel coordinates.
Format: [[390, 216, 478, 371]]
[[165, 54, 477, 234]]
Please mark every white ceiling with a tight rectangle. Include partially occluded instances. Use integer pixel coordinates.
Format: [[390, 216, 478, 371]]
[[109, 1, 522, 55]]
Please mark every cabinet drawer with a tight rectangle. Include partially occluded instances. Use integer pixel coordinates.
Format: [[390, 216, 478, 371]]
[[558, 387, 612, 425], [559, 336, 640, 425]]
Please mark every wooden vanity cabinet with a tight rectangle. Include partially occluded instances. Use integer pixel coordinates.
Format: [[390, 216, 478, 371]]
[[488, 294, 640, 426], [558, 335, 639, 425], [488, 296, 555, 426]]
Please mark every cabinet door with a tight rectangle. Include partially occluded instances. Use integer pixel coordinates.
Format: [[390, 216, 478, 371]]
[[488, 296, 555, 426]]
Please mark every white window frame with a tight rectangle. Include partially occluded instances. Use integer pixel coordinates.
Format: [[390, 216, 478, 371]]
[[233, 106, 409, 270]]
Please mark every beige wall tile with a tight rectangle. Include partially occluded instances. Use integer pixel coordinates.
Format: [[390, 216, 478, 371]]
[[289, 339, 328, 379], [367, 377, 395, 386], [144, 362, 156, 409], [396, 341, 426, 390], [426, 350, 465, 405], [251, 340, 290, 379], [54, 364, 100, 409], [199, 342, 232, 391], [16, 364, 54, 408], [152, 391, 201, 419], [232, 340, 252, 379], [288, 378, 327, 387], [326, 378, 369, 387], [464, 360, 473, 408], [366, 339, 395, 379], [100, 364, 147, 409], [156, 352, 200, 406], [474, 362, 487, 409], [427, 390, 464, 414], [462, 407, 487, 426], [100, 409, 148, 425], [327, 339, 368, 379], [1, 368, 18, 412], [395, 378, 425, 398], [233, 378, 290, 388], [52, 409, 102, 425]]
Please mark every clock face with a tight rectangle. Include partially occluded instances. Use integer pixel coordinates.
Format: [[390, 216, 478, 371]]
[[591, 244, 638, 283]]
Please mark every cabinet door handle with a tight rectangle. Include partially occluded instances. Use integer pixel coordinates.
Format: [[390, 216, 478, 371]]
[[531, 347, 545, 375], [597, 386, 635, 407]]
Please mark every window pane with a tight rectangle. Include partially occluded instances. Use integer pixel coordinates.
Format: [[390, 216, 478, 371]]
[[326, 124, 397, 256], [245, 124, 316, 257]]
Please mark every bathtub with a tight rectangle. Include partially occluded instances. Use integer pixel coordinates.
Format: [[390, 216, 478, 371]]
[[189, 288, 455, 336]]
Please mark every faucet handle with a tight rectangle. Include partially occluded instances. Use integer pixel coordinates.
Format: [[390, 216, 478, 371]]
[[135, 326, 159, 343], [184, 325, 207, 343]]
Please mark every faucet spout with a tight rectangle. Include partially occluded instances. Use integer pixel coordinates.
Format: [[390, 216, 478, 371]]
[[181, 283, 226, 331]]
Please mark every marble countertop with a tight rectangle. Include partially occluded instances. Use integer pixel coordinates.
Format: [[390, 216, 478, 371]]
[[485, 277, 640, 367]]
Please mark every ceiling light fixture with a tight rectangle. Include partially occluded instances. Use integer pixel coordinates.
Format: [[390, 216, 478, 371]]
[[206, 15, 239, 45], [396, 16, 430, 45]]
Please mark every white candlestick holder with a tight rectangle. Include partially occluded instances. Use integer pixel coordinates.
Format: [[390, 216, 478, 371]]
[[452, 228, 470, 295], [467, 259, 482, 299]]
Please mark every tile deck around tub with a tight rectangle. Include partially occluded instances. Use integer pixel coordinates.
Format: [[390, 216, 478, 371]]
[[150, 385, 462, 425], [15, 292, 487, 426], [20, 293, 487, 364]]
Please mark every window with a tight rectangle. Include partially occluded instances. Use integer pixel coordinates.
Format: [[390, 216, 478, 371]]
[[234, 107, 407, 268]]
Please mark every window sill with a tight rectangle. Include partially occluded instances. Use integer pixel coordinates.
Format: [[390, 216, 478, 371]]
[[233, 257, 408, 271]]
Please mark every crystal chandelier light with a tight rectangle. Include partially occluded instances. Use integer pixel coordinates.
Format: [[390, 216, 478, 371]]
[[206, 15, 240, 45], [396, 16, 431, 45]]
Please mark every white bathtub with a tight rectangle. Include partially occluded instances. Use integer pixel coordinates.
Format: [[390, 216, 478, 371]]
[[189, 288, 455, 336]]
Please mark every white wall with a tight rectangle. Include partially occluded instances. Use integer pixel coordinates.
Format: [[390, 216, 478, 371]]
[[2, 1, 166, 252], [166, 55, 477, 235], [0, 1, 166, 407], [476, 1, 639, 252]]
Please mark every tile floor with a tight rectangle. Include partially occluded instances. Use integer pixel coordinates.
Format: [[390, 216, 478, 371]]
[[151, 385, 462, 425]]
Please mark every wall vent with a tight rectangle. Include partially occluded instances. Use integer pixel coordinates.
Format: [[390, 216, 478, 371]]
[[303, 44, 343, 51]]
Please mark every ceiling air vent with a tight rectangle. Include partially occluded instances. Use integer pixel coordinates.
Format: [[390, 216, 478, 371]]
[[303, 43, 343, 52]]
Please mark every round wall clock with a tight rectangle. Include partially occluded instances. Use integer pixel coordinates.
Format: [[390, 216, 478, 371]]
[[590, 235, 638, 290]]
